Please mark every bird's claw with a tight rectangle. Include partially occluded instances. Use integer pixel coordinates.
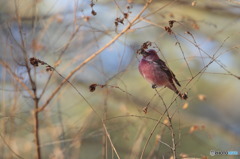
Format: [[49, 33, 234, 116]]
[[152, 84, 157, 89], [182, 92, 188, 100]]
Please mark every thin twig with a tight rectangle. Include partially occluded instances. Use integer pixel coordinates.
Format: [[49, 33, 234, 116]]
[[33, 99, 41, 159], [140, 110, 165, 159], [38, 25, 81, 100], [158, 140, 172, 150], [185, 31, 205, 66], [105, 115, 170, 129], [178, 34, 240, 80], [140, 92, 180, 159], [173, 33, 193, 78], [0, 61, 34, 98], [154, 89, 177, 159], [102, 121, 120, 159], [0, 132, 24, 159], [102, 88, 109, 159]]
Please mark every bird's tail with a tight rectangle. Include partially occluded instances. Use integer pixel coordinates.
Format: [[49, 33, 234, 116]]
[[175, 90, 188, 100]]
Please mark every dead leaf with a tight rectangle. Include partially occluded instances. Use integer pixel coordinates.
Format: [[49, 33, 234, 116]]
[[55, 15, 63, 23], [156, 134, 161, 141], [192, 23, 200, 30], [143, 107, 148, 114], [180, 153, 188, 158], [163, 119, 169, 125], [189, 125, 199, 133], [192, 1, 197, 6], [182, 103, 189, 109], [198, 94, 206, 101]]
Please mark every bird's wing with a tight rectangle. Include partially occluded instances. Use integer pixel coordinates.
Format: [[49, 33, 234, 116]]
[[153, 59, 181, 87]]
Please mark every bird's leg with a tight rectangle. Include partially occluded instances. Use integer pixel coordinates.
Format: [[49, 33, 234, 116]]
[[152, 84, 157, 89]]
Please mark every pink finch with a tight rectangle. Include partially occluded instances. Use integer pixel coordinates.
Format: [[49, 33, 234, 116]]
[[138, 49, 188, 100]]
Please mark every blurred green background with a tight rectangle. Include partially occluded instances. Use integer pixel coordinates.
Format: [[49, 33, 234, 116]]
[[0, 0, 240, 158]]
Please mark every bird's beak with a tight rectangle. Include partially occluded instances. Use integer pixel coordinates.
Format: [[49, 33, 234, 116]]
[[138, 49, 148, 56]]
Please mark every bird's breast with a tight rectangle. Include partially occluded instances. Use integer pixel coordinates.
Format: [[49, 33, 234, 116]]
[[139, 59, 169, 86]]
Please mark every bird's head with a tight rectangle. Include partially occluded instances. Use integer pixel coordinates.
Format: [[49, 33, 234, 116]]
[[139, 49, 160, 61]]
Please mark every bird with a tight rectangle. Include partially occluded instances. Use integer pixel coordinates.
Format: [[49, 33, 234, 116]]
[[138, 49, 188, 100]]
